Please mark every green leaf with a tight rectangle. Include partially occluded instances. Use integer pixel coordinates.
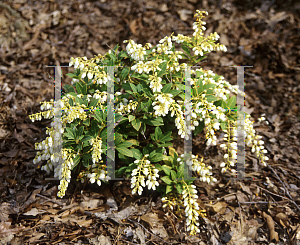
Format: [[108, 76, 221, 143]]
[[160, 131, 172, 142], [154, 126, 163, 140], [154, 164, 162, 171], [204, 84, 216, 90], [89, 99, 99, 108], [128, 115, 135, 122], [129, 83, 137, 94], [118, 50, 129, 59], [117, 142, 133, 148], [169, 89, 181, 98], [120, 67, 130, 81], [227, 95, 236, 109], [137, 84, 143, 92], [170, 170, 177, 181], [114, 133, 122, 146], [76, 126, 84, 138], [90, 120, 99, 138], [68, 97, 74, 106], [175, 183, 183, 194], [81, 135, 93, 143], [206, 95, 217, 102], [71, 155, 81, 170], [76, 82, 83, 94], [143, 117, 164, 126], [66, 73, 77, 78], [131, 119, 141, 131], [65, 127, 75, 139], [157, 62, 167, 77], [83, 118, 90, 126], [93, 110, 103, 124], [116, 147, 133, 158], [64, 84, 75, 93], [196, 78, 204, 94], [166, 185, 173, 194], [150, 153, 164, 163], [161, 176, 172, 185], [131, 148, 143, 160], [131, 73, 149, 81], [181, 45, 191, 57], [195, 55, 207, 63], [177, 163, 185, 179], [161, 83, 172, 93], [193, 120, 205, 136], [161, 165, 171, 176], [220, 121, 227, 131], [116, 166, 127, 177], [64, 132, 75, 140]]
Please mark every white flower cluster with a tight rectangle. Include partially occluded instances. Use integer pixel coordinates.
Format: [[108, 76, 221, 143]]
[[87, 166, 110, 186], [172, 34, 192, 44], [69, 56, 112, 85], [149, 72, 163, 93], [183, 184, 201, 235], [156, 36, 173, 53], [89, 136, 103, 164], [93, 90, 107, 104], [220, 126, 238, 174], [169, 101, 191, 140], [177, 154, 217, 184], [33, 123, 64, 171], [243, 115, 268, 165], [54, 148, 76, 198], [152, 93, 174, 117], [131, 155, 159, 195], [131, 59, 164, 74], [124, 40, 148, 61]]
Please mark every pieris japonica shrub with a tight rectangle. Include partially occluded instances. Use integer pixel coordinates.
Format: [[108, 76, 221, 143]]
[[29, 10, 268, 235]]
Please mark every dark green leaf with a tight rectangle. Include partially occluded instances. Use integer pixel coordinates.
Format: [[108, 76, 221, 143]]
[[129, 83, 137, 93], [161, 165, 171, 175], [161, 176, 172, 185], [157, 62, 167, 77], [117, 142, 133, 148], [154, 126, 162, 140], [181, 45, 191, 57], [64, 84, 75, 93], [131, 119, 141, 131], [128, 115, 135, 122], [71, 155, 81, 170], [161, 83, 172, 93], [193, 120, 205, 136], [120, 67, 130, 81], [131, 148, 143, 160], [65, 127, 75, 139], [206, 95, 217, 102], [175, 183, 183, 194], [227, 95, 236, 109], [143, 117, 164, 126], [89, 99, 99, 108], [116, 147, 133, 157], [166, 185, 173, 194], [150, 153, 164, 163], [170, 170, 177, 181], [66, 73, 77, 78]]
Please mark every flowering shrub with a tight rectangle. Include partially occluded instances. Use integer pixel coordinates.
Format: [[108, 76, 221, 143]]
[[29, 10, 268, 235]]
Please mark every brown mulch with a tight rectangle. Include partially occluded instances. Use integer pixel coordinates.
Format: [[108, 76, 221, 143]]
[[0, 0, 300, 244]]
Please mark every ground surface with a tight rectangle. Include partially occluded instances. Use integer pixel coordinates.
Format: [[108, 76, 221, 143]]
[[0, 0, 300, 244]]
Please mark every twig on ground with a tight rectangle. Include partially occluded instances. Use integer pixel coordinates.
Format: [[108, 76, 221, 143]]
[[127, 218, 172, 244], [265, 163, 300, 213], [36, 193, 64, 206]]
